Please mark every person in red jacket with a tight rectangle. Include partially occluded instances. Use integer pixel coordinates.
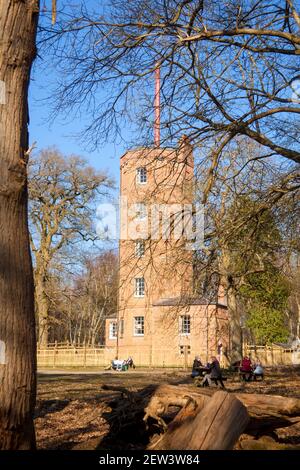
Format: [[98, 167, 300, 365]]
[[240, 356, 253, 381]]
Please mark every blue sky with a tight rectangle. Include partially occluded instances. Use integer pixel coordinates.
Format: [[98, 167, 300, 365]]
[[29, 69, 124, 189], [28, 2, 129, 253], [29, 78, 123, 188], [28, 0, 129, 190]]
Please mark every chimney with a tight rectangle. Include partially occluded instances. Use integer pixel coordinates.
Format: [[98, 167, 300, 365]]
[[178, 134, 193, 166], [178, 134, 192, 149], [154, 64, 160, 147]]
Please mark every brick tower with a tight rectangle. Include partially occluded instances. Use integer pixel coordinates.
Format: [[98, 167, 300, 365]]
[[105, 139, 229, 367]]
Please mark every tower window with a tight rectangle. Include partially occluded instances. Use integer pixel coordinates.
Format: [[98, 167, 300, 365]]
[[137, 167, 147, 184], [134, 316, 144, 336], [134, 277, 145, 297], [135, 240, 145, 257], [179, 315, 191, 335], [179, 345, 191, 355], [109, 321, 117, 339]]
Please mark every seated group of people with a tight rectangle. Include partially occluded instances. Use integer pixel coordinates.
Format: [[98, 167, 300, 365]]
[[192, 355, 225, 388], [191, 354, 264, 387], [239, 356, 264, 381], [111, 356, 135, 371]]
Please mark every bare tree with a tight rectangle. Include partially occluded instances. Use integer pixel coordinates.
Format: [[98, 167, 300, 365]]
[[41, 250, 118, 346], [28, 147, 113, 346], [0, 0, 39, 450], [38, 1, 300, 359], [194, 143, 300, 359], [66, 251, 118, 347], [41, 0, 300, 171]]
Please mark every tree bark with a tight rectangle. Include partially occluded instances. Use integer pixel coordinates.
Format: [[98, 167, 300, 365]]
[[0, 0, 39, 449], [35, 267, 49, 347], [220, 248, 243, 362], [227, 285, 243, 362], [235, 392, 300, 416]]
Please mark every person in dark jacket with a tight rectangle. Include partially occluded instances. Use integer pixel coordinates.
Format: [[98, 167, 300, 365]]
[[191, 355, 203, 378], [201, 356, 225, 388]]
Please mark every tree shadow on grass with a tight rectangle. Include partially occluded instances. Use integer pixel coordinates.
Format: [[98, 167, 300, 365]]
[[34, 399, 70, 418]]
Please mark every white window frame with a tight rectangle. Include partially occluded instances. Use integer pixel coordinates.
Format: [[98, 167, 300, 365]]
[[179, 315, 191, 335], [136, 167, 147, 184], [135, 240, 145, 257], [134, 277, 145, 297], [134, 316, 145, 336], [109, 321, 117, 340]]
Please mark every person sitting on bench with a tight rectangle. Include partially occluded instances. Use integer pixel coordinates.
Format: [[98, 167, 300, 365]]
[[252, 358, 264, 380], [191, 355, 203, 378], [201, 356, 225, 389], [240, 356, 253, 381], [125, 356, 136, 369]]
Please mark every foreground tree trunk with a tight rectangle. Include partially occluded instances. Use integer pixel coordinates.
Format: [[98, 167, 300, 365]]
[[0, 0, 39, 449]]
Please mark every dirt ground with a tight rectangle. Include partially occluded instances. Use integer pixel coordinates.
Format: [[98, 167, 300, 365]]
[[35, 366, 300, 450]]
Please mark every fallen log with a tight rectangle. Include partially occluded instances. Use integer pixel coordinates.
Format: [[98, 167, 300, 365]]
[[159, 383, 300, 415], [148, 399, 204, 449], [235, 392, 300, 416], [149, 391, 249, 450], [144, 384, 300, 424], [97, 382, 300, 450], [274, 419, 300, 443], [143, 384, 211, 430], [245, 411, 296, 433]]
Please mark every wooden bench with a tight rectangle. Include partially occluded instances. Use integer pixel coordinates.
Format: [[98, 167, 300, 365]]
[[195, 376, 227, 388], [239, 371, 264, 381], [239, 371, 253, 382], [253, 372, 264, 381], [211, 377, 227, 388]]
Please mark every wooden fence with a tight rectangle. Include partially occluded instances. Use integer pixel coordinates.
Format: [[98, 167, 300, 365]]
[[37, 342, 205, 368], [36, 342, 300, 369], [37, 343, 115, 368], [244, 344, 300, 366]]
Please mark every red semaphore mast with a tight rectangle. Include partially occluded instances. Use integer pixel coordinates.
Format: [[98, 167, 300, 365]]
[[154, 64, 160, 147]]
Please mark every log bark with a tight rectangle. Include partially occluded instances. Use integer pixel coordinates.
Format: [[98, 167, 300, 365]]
[[143, 384, 211, 430], [274, 420, 300, 443], [150, 391, 249, 450], [143, 384, 300, 434], [235, 392, 300, 416], [148, 399, 203, 449], [0, 0, 39, 449]]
